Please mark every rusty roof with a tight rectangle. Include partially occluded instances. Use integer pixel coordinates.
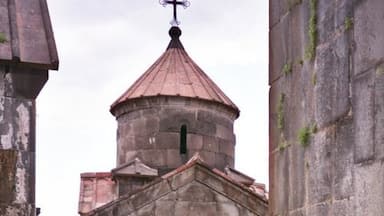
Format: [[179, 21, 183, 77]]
[[0, 0, 58, 70], [110, 27, 239, 114]]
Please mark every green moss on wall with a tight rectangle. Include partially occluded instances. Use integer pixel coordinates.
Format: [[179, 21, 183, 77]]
[[0, 32, 7, 44], [305, 0, 317, 61], [277, 93, 285, 130]]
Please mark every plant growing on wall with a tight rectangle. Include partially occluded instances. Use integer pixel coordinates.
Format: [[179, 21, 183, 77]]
[[277, 93, 285, 130], [344, 17, 353, 31], [305, 0, 317, 60], [0, 32, 7, 43]]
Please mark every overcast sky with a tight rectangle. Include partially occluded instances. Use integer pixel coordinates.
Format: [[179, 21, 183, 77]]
[[35, 1, 269, 215]]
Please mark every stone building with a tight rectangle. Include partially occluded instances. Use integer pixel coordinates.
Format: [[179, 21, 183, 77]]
[[269, 0, 384, 215], [78, 26, 268, 215], [0, 0, 58, 215]]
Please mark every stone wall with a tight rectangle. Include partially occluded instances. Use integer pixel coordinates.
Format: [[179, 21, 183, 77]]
[[113, 96, 238, 174], [86, 163, 267, 216], [269, 0, 384, 215], [0, 65, 48, 216]]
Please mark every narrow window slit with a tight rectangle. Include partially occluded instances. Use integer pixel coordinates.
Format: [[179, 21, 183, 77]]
[[180, 125, 187, 154]]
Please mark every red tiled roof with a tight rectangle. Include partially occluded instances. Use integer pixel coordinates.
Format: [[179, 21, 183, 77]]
[[110, 27, 239, 114]]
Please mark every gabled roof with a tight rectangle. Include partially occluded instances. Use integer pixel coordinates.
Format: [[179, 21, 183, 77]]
[[110, 27, 239, 116], [84, 153, 268, 216], [111, 157, 158, 177]]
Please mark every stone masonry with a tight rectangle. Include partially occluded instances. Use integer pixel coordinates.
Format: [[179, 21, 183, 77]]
[[112, 96, 237, 175], [269, 0, 384, 215], [0, 0, 58, 215]]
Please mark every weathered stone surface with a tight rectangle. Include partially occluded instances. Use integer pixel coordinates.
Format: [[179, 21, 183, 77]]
[[353, 71, 375, 163], [269, 151, 289, 216], [0, 150, 17, 203], [116, 97, 236, 172], [330, 198, 354, 216], [270, 0, 384, 215], [333, 117, 354, 200], [315, 34, 350, 127], [288, 143, 305, 211], [354, 0, 384, 74], [307, 128, 332, 205], [86, 163, 266, 216], [354, 162, 384, 216], [307, 202, 329, 216], [0, 0, 58, 69], [269, 15, 289, 84], [375, 64, 384, 159]]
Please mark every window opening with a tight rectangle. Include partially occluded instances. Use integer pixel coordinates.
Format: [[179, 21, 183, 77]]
[[180, 125, 187, 154]]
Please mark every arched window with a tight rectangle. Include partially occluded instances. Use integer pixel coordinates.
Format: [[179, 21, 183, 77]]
[[180, 125, 187, 154]]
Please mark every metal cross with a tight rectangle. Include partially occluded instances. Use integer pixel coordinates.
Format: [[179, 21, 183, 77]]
[[159, 0, 190, 26]]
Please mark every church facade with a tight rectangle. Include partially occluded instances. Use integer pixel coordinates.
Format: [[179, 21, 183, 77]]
[[77, 26, 268, 215]]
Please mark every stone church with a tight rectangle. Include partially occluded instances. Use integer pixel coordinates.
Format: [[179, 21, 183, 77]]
[[1, 0, 384, 216], [77, 25, 268, 215]]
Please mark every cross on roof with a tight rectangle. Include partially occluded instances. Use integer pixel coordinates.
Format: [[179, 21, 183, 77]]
[[159, 0, 190, 26]]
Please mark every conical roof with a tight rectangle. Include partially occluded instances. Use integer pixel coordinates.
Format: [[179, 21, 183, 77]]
[[110, 27, 239, 115]]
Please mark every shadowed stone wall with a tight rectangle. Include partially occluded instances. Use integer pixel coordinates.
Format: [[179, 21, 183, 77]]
[[269, 0, 384, 215], [112, 96, 238, 174], [0, 65, 48, 216]]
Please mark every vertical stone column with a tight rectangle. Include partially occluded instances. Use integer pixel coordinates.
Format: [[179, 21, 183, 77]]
[[0, 0, 58, 214], [269, 0, 384, 215], [0, 65, 48, 216]]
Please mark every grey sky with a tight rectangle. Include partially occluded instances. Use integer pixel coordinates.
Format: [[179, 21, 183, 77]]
[[36, 1, 268, 215]]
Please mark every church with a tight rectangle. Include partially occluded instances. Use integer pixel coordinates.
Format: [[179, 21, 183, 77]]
[[77, 1, 268, 215]]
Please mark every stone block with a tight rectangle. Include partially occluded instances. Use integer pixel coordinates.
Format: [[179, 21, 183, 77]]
[[330, 198, 354, 216], [187, 133, 203, 150], [317, 0, 338, 45], [288, 209, 304, 216], [117, 110, 141, 122], [314, 34, 350, 127], [176, 181, 215, 202], [168, 167, 195, 190], [135, 202, 155, 216], [174, 201, 217, 216], [307, 129, 332, 205], [5, 67, 48, 99], [215, 124, 232, 140], [139, 149, 167, 168], [159, 108, 195, 133], [0, 150, 17, 203], [217, 202, 240, 216], [353, 71, 375, 163], [155, 200, 175, 215], [197, 151, 216, 167], [155, 132, 178, 149], [269, 0, 280, 28], [307, 202, 329, 215], [269, 16, 289, 84], [273, 150, 289, 216], [115, 199, 135, 215], [197, 110, 233, 129], [333, 117, 354, 200], [375, 65, 384, 159], [218, 138, 234, 157], [130, 180, 171, 210], [166, 149, 183, 168], [202, 136, 219, 152], [268, 81, 282, 152], [0, 97, 34, 151], [354, 0, 384, 74], [195, 120, 216, 136], [354, 162, 384, 216], [288, 143, 305, 211]]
